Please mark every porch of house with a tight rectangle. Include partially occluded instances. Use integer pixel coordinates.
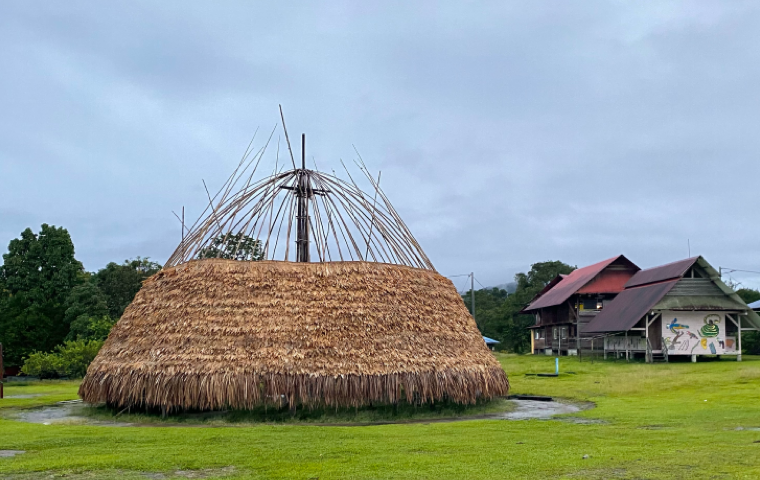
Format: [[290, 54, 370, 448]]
[[532, 325, 606, 357], [583, 311, 748, 363]]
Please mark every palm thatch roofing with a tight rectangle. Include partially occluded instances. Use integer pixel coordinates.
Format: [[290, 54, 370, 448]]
[[80, 113, 508, 411], [80, 260, 508, 411]]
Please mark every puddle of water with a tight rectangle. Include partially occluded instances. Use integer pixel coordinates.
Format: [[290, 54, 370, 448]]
[[0, 450, 25, 458], [15, 404, 88, 425], [496, 399, 580, 420], [10, 403, 133, 427], [7, 399, 594, 427]]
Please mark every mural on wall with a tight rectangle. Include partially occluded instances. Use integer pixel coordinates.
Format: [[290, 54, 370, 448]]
[[661, 312, 736, 355]]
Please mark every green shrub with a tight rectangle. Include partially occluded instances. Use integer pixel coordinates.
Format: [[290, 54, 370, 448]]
[[67, 315, 116, 341], [21, 340, 103, 378], [20, 351, 63, 379]]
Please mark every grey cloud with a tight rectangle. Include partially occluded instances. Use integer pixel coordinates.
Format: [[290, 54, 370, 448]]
[[1, 1, 759, 290]]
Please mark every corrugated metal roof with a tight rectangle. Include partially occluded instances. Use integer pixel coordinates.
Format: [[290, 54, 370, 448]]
[[523, 255, 637, 312], [749, 299, 760, 310], [583, 256, 760, 332], [582, 281, 678, 333], [483, 336, 500, 344], [625, 257, 698, 288], [576, 269, 636, 294]]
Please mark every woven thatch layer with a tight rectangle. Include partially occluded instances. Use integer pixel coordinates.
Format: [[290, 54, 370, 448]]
[[80, 260, 509, 410]]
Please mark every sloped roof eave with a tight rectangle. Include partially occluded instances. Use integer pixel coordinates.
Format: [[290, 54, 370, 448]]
[[582, 280, 678, 333], [523, 255, 635, 312]]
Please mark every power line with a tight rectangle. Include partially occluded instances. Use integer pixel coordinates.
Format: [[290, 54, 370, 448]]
[[720, 267, 760, 276]]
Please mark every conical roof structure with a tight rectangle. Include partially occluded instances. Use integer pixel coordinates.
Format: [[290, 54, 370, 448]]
[[80, 115, 508, 411]]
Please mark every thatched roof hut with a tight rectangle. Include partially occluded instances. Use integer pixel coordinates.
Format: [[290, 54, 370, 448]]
[[80, 260, 507, 410], [80, 122, 508, 411]]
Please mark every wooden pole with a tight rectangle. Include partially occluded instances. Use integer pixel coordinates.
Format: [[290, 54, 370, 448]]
[[645, 315, 650, 363], [296, 134, 310, 262], [365, 171, 382, 259]]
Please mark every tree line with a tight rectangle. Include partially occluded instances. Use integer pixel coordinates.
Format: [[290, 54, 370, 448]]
[[461, 261, 575, 353], [2, 224, 758, 372], [0, 224, 161, 367]]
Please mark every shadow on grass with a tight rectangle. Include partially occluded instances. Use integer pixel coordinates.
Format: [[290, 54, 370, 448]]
[[83, 397, 515, 426]]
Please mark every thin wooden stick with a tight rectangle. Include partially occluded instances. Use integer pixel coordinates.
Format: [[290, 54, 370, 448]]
[[279, 105, 298, 170], [365, 171, 381, 259]]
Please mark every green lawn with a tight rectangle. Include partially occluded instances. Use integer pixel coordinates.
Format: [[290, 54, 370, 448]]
[[1, 354, 759, 479]]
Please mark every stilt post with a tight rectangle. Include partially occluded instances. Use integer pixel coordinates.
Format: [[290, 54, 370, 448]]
[[737, 314, 743, 362]]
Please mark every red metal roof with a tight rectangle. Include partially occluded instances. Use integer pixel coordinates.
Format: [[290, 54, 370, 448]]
[[523, 255, 638, 312], [577, 269, 636, 294], [624, 257, 699, 288], [582, 280, 678, 333]]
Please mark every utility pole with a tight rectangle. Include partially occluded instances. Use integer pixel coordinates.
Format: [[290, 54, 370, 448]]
[[471, 272, 477, 330]]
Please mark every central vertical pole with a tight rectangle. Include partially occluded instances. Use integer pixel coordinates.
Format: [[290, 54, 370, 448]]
[[296, 134, 310, 262]]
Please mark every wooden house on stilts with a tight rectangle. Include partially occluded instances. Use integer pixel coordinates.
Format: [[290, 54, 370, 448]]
[[582, 256, 760, 362], [523, 255, 640, 356]]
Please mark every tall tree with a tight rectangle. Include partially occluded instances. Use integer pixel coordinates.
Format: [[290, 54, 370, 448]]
[[62, 282, 111, 341], [93, 257, 162, 319], [0, 224, 84, 365], [736, 288, 760, 305]]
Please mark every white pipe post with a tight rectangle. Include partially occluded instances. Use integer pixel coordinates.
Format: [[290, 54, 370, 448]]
[[737, 314, 743, 362]]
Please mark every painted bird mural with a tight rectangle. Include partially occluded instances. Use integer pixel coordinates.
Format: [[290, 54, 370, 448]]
[[667, 320, 690, 350], [667, 320, 689, 334]]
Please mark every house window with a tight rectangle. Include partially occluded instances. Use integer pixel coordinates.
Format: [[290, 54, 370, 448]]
[[553, 327, 558, 339], [534, 330, 540, 340], [561, 327, 568, 339]]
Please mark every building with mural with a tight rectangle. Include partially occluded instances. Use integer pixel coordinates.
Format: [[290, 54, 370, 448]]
[[582, 256, 760, 362]]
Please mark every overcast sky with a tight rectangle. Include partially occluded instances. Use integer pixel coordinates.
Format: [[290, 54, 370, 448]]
[[2, 1, 760, 290]]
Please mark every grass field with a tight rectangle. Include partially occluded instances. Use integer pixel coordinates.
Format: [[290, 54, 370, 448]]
[[1, 354, 759, 479]]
